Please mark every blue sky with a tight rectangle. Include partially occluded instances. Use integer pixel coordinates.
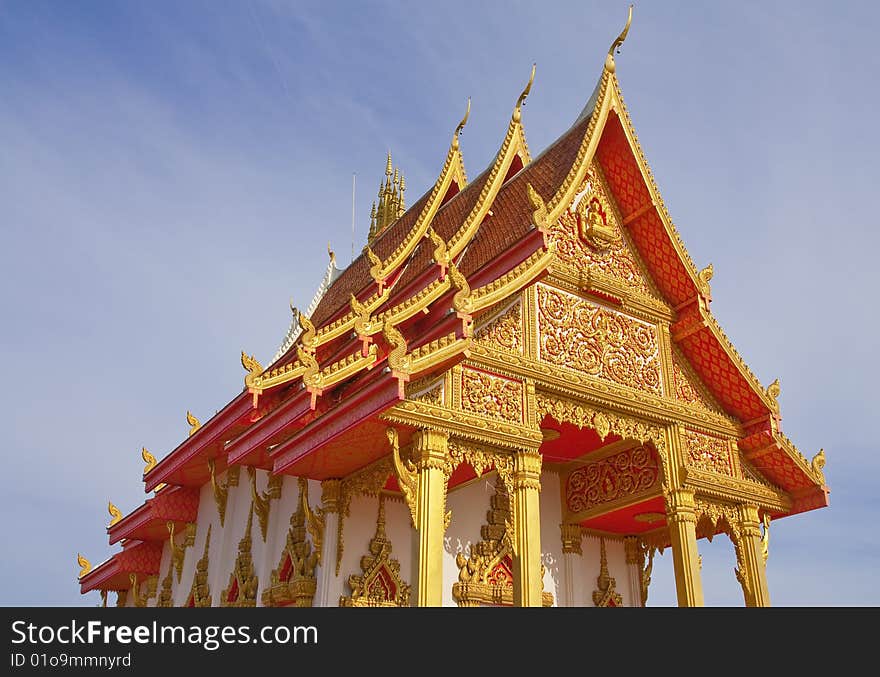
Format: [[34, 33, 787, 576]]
[[1, 1, 877, 606]]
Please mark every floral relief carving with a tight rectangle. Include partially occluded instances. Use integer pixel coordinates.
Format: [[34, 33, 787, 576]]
[[460, 367, 523, 423], [683, 428, 733, 476], [474, 298, 523, 354], [536, 284, 661, 395], [565, 445, 660, 513]]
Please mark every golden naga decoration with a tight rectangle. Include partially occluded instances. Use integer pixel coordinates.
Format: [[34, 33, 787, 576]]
[[526, 182, 550, 231], [241, 351, 264, 391], [640, 543, 656, 606], [811, 448, 826, 484], [350, 293, 380, 339], [186, 410, 201, 437], [448, 260, 474, 315], [298, 312, 317, 352], [188, 524, 212, 607], [365, 245, 384, 286], [512, 63, 536, 124], [130, 573, 158, 608], [76, 553, 91, 579], [168, 520, 196, 583], [339, 494, 411, 607], [697, 263, 714, 298], [262, 478, 320, 607], [300, 478, 324, 566], [141, 447, 166, 492], [766, 378, 781, 414], [605, 4, 633, 72], [221, 503, 259, 607], [207, 458, 239, 527], [592, 537, 623, 607], [248, 467, 282, 542], [426, 227, 451, 274], [452, 97, 471, 151], [388, 427, 418, 528], [107, 501, 122, 527], [761, 513, 771, 565], [383, 321, 412, 374]]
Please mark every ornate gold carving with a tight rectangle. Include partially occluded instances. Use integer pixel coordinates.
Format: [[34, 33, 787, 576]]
[[560, 523, 583, 555], [527, 182, 550, 231], [207, 458, 236, 527], [536, 284, 661, 394], [448, 260, 474, 315], [634, 512, 666, 524], [241, 351, 264, 390], [340, 495, 411, 607], [640, 542, 655, 606], [221, 503, 258, 607], [156, 561, 173, 608], [188, 524, 212, 607], [382, 320, 410, 374], [76, 553, 91, 579], [168, 520, 196, 583], [186, 410, 201, 437], [365, 245, 383, 285], [693, 498, 752, 604], [426, 227, 450, 272], [453, 97, 470, 151], [682, 428, 733, 476], [607, 4, 633, 58], [592, 537, 623, 607], [298, 311, 317, 352], [460, 367, 523, 423], [696, 264, 713, 298], [389, 427, 418, 527], [337, 457, 394, 575], [301, 478, 324, 567], [766, 378, 781, 414], [565, 444, 660, 514], [761, 513, 770, 565], [407, 376, 444, 406], [512, 63, 535, 124], [248, 467, 281, 542], [141, 447, 167, 492], [130, 573, 158, 608], [262, 478, 319, 607], [107, 501, 122, 527], [811, 449, 826, 484], [475, 298, 522, 354]]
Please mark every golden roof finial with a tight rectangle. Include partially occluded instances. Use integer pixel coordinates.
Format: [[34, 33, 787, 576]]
[[385, 151, 393, 177], [327, 242, 336, 264], [108, 501, 122, 527], [186, 410, 202, 437], [452, 97, 471, 151], [606, 5, 633, 72], [513, 63, 536, 123], [141, 446, 157, 475]]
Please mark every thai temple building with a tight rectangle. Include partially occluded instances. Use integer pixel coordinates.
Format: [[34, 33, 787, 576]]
[[77, 11, 828, 607]]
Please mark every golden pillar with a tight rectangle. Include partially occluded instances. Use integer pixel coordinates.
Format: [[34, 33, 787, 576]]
[[666, 487, 704, 607], [410, 429, 449, 607], [560, 523, 582, 607], [317, 479, 341, 607], [512, 449, 543, 607], [735, 503, 771, 607], [663, 423, 703, 607]]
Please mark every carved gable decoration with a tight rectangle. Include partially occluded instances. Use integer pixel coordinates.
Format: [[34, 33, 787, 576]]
[[453, 480, 553, 607], [536, 283, 661, 395], [565, 444, 660, 516], [682, 428, 735, 477], [339, 495, 411, 607], [548, 164, 658, 299], [670, 346, 725, 415], [474, 297, 523, 354], [262, 479, 319, 608], [220, 504, 259, 608], [460, 366, 523, 423]]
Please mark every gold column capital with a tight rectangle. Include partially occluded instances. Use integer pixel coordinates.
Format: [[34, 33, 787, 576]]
[[411, 429, 450, 470], [736, 503, 762, 537], [513, 449, 542, 491], [666, 487, 697, 524], [321, 479, 342, 514], [560, 523, 583, 555]]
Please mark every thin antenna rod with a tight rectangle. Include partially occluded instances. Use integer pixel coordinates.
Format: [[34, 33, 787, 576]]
[[351, 173, 356, 263]]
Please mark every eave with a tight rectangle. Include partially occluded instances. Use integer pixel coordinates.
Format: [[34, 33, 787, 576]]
[[78, 540, 162, 594], [106, 485, 199, 545]]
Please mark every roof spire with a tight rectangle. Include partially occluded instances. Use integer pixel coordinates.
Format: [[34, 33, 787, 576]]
[[605, 5, 633, 73], [368, 151, 409, 244], [452, 97, 471, 151], [513, 63, 536, 123]]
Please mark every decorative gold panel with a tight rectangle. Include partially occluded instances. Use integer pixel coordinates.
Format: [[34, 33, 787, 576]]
[[565, 445, 660, 514], [460, 366, 523, 423], [670, 348, 724, 414], [536, 284, 661, 395], [549, 166, 655, 297], [682, 428, 733, 477], [220, 504, 258, 608], [474, 298, 523, 354]]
